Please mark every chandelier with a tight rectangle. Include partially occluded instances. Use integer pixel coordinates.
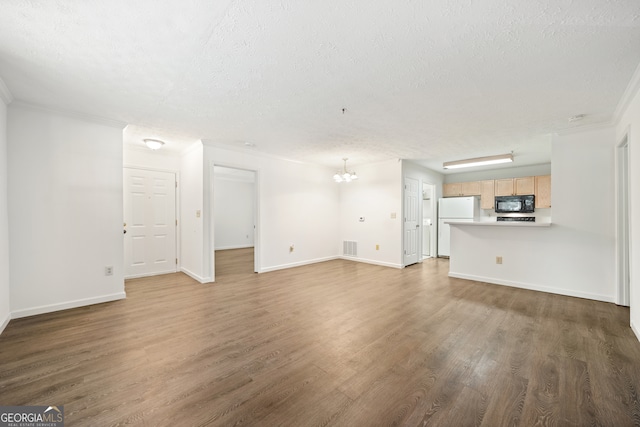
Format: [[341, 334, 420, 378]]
[[333, 158, 358, 183]]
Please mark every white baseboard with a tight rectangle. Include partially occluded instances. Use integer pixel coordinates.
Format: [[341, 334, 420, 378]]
[[124, 268, 179, 280], [215, 245, 254, 251], [632, 320, 640, 343], [339, 256, 403, 269], [0, 312, 10, 335], [180, 268, 212, 284], [448, 272, 615, 303], [260, 256, 339, 273], [11, 292, 127, 319]]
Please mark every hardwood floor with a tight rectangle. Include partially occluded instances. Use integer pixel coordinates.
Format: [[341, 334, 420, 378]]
[[1, 250, 640, 426]]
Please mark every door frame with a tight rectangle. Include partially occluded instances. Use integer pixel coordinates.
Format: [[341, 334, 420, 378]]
[[209, 163, 261, 282], [402, 176, 420, 267], [421, 182, 437, 259], [615, 132, 631, 306], [123, 165, 180, 278]]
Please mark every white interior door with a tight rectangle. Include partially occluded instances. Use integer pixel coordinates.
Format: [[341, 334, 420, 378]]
[[124, 168, 177, 278], [403, 177, 420, 266]]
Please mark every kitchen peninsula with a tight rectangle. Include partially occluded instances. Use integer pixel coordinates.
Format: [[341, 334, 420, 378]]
[[445, 220, 610, 302]]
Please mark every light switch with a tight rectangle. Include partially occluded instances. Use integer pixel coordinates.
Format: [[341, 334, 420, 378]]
[[196, 210, 201, 218], [390, 212, 397, 219]]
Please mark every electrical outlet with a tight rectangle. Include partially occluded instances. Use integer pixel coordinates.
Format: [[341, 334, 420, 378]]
[[105, 266, 113, 276], [376, 244, 380, 250], [496, 256, 503, 264], [289, 244, 294, 253]]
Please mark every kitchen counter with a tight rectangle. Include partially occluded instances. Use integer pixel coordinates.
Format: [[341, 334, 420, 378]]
[[445, 220, 551, 227]]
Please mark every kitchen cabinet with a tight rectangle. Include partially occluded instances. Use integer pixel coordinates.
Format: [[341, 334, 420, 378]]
[[495, 176, 535, 196], [479, 180, 495, 209], [535, 175, 551, 208], [515, 176, 535, 195], [494, 179, 514, 196], [443, 181, 480, 197], [461, 181, 480, 195], [443, 183, 461, 197], [446, 175, 550, 210]]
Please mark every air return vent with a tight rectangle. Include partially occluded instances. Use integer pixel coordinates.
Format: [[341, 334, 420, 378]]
[[343, 240, 357, 257]]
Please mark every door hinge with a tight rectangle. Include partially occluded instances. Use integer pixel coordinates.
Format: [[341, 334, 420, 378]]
[[175, 181, 178, 188], [176, 219, 178, 226], [176, 258, 178, 264]]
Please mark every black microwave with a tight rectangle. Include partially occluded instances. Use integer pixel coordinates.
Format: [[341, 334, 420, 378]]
[[495, 195, 535, 213]]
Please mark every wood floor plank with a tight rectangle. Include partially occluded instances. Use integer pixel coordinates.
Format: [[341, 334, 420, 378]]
[[1, 249, 640, 426]]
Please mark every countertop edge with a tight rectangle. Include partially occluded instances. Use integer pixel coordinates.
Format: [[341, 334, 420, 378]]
[[445, 221, 552, 227]]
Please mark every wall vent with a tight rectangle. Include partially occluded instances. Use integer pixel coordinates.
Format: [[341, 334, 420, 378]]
[[343, 240, 357, 257]]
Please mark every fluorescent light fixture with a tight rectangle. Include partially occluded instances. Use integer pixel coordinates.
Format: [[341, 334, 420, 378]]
[[144, 139, 165, 150], [443, 153, 513, 170]]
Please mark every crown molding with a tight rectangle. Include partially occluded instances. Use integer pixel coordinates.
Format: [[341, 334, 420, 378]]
[[10, 100, 127, 129], [613, 61, 640, 125], [0, 76, 14, 105]]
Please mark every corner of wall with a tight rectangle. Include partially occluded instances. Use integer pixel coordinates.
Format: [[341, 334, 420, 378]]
[[0, 312, 9, 335], [632, 320, 640, 343], [0, 75, 13, 105], [0, 88, 10, 334]]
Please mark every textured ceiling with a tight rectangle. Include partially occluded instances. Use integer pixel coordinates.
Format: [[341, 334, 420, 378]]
[[1, 1, 639, 173]]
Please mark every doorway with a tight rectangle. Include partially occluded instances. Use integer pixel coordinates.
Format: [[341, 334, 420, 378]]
[[212, 166, 258, 280], [422, 183, 436, 259], [616, 136, 630, 306]]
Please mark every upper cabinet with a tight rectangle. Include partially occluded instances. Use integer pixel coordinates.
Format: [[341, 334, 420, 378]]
[[535, 175, 551, 208], [495, 176, 535, 196], [443, 182, 461, 197], [443, 181, 480, 197], [444, 175, 550, 210], [479, 180, 495, 210], [515, 176, 535, 195], [494, 179, 514, 197]]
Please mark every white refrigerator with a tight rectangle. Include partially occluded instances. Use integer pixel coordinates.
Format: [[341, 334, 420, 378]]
[[438, 196, 480, 257]]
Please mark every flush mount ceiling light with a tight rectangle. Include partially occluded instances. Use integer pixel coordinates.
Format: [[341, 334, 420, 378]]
[[333, 158, 358, 183], [143, 138, 165, 150], [443, 153, 513, 170]]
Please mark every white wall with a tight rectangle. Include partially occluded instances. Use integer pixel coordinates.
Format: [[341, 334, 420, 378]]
[[8, 104, 126, 317], [340, 159, 403, 268], [449, 126, 617, 302], [0, 93, 10, 332], [123, 146, 181, 171], [616, 71, 640, 339], [403, 160, 444, 199], [180, 142, 206, 282], [203, 144, 340, 275], [213, 178, 255, 250]]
